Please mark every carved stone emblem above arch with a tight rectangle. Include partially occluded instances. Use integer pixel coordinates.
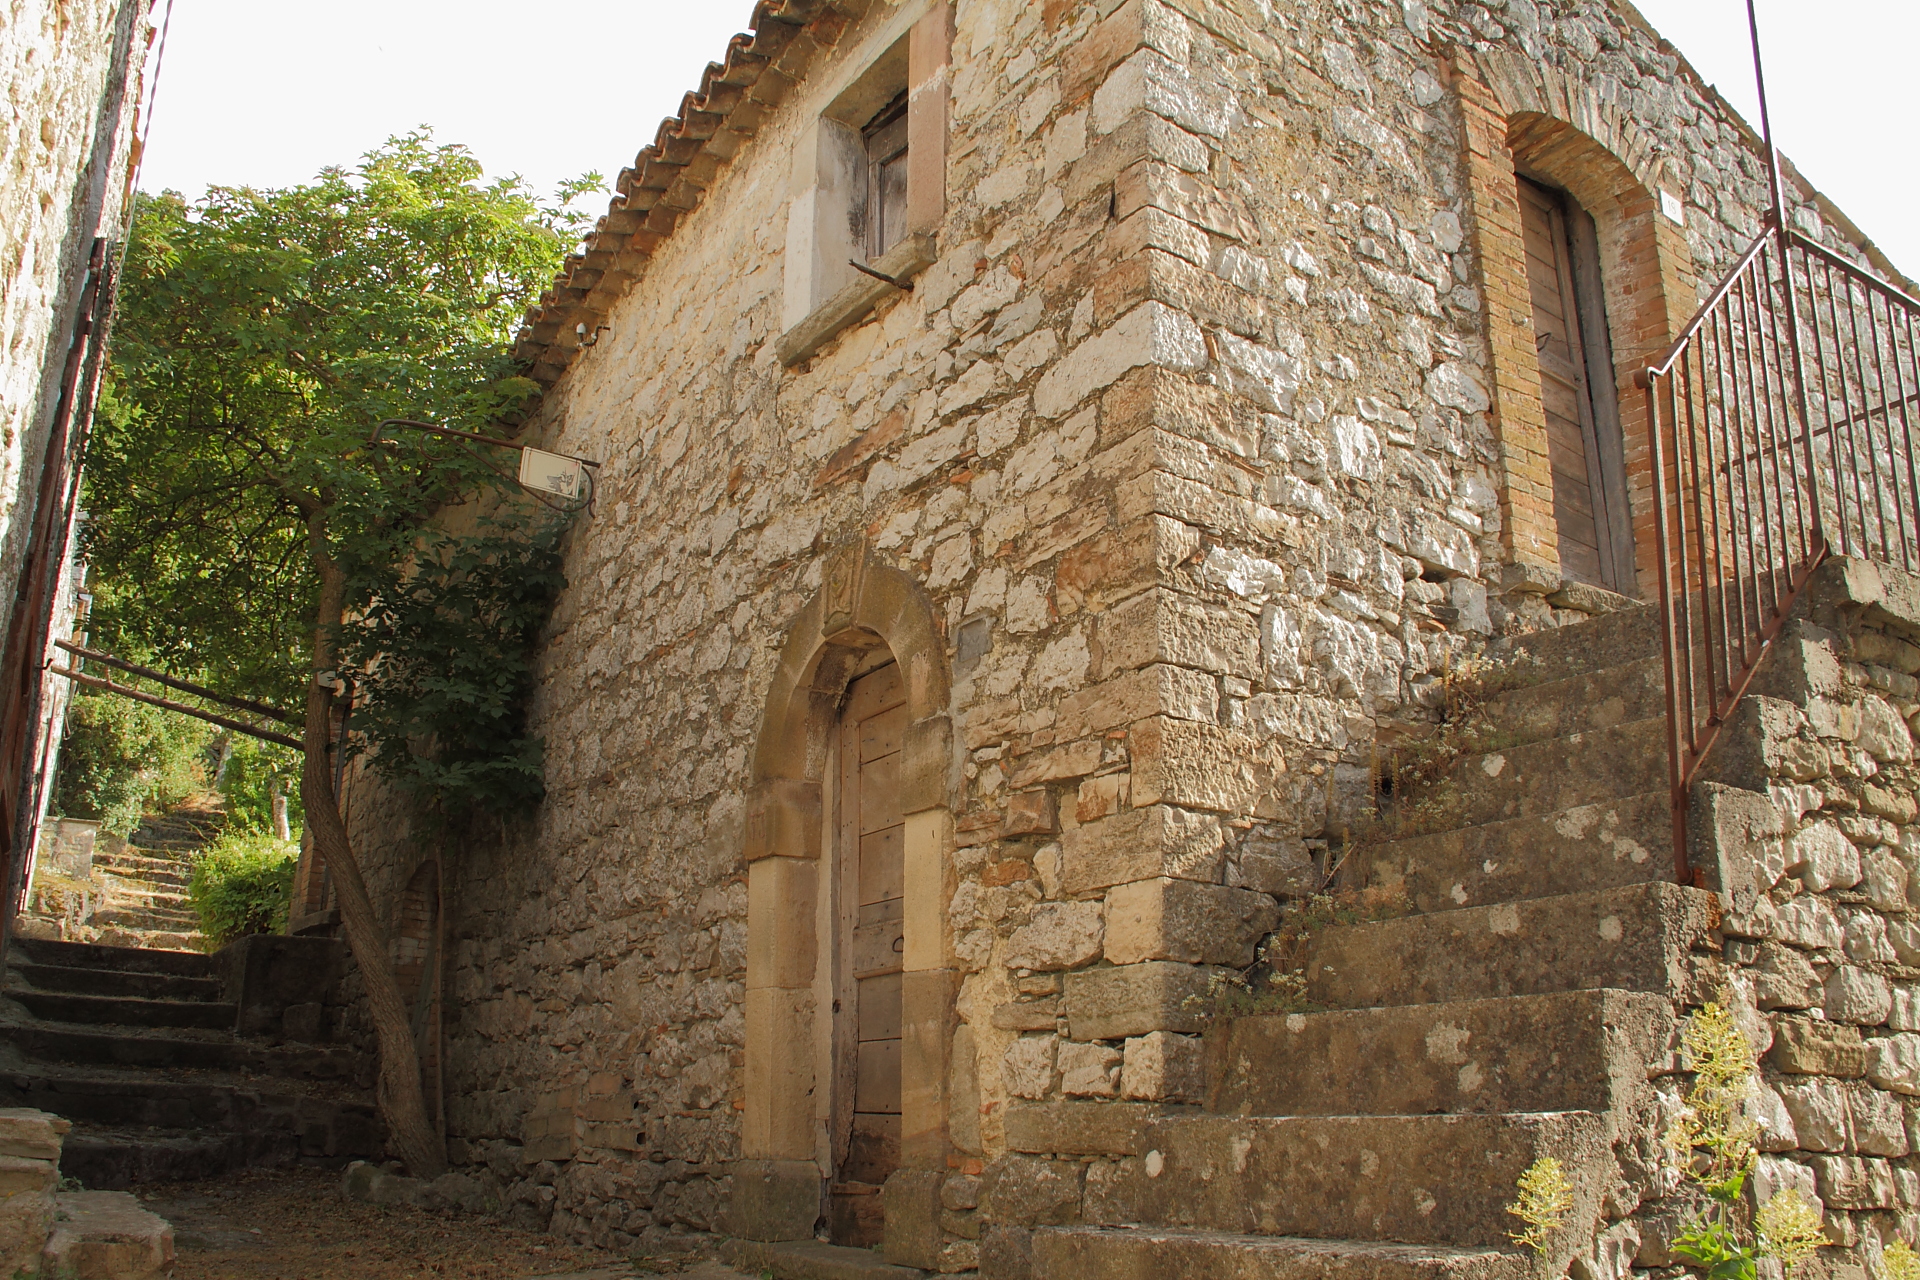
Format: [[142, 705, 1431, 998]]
[[732, 538, 956, 1266]]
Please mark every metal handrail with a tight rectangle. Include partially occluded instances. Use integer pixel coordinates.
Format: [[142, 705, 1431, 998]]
[[1644, 216, 1920, 880]]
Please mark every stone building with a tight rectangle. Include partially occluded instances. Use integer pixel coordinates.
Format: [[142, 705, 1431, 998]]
[[330, 0, 1920, 1275], [0, 0, 156, 941]]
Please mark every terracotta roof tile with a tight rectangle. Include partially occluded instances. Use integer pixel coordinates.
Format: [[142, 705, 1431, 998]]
[[512, 0, 858, 386]]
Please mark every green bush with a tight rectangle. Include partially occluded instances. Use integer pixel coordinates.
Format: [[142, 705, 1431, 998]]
[[186, 831, 297, 948], [52, 691, 215, 836]]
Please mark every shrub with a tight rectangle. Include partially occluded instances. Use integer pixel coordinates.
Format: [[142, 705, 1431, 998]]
[[187, 831, 297, 948], [52, 691, 214, 836]]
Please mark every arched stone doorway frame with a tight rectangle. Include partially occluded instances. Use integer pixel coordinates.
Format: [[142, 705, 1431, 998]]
[[732, 539, 955, 1263], [1455, 51, 1699, 599]]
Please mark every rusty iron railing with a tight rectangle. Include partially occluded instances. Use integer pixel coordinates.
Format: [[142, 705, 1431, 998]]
[[1643, 218, 1920, 880]]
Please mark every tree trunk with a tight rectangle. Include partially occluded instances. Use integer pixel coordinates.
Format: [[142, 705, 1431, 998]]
[[270, 782, 290, 842], [299, 552, 445, 1178]]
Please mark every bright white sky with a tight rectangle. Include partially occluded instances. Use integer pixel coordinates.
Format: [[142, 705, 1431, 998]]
[[138, 0, 1918, 277]]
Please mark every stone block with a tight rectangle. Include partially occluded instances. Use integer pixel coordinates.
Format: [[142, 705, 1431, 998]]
[[728, 1159, 822, 1242], [1852, 1085, 1910, 1156], [41, 1191, 173, 1280], [1004, 1100, 1158, 1158], [1060, 805, 1226, 894], [744, 778, 822, 861], [1777, 1079, 1850, 1151], [904, 809, 951, 974], [217, 933, 345, 1037], [979, 1155, 1084, 1226], [1054, 665, 1218, 740], [1128, 717, 1284, 816], [1005, 901, 1104, 972], [883, 1168, 945, 1269], [1786, 821, 1863, 892], [1004, 1036, 1057, 1100], [0, 1109, 68, 1162], [1769, 1017, 1867, 1077], [744, 989, 817, 1159], [746, 857, 817, 989], [900, 968, 958, 1167], [1003, 789, 1057, 836], [1064, 961, 1217, 1040], [1120, 1031, 1203, 1102], [1058, 1042, 1122, 1097], [979, 1224, 1034, 1280], [1826, 965, 1893, 1026], [902, 715, 952, 814], [1095, 588, 1258, 679], [1102, 877, 1278, 967], [1812, 1154, 1898, 1210], [1868, 1033, 1920, 1096]]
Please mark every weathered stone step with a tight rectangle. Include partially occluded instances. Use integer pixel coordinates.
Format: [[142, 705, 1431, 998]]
[[1490, 607, 1660, 689], [722, 1237, 926, 1278], [42, 1190, 175, 1275], [2, 1018, 354, 1078], [58, 1121, 292, 1189], [1302, 882, 1716, 1010], [0, 1067, 379, 1158], [93, 853, 192, 881], [1472, 655, 1666, 747], [1107, 1110, 1609, 1247], [7, 988, 237, 1031], [9, 938, 214, 979], [1032, 1226, 1526, 1280], [6, 960, 222, 1003], [1349, 790, 1672, 914], [1427, 718, 1668, 831], [88, 906, 201, 932], [1207, 989, 1670, 1118]]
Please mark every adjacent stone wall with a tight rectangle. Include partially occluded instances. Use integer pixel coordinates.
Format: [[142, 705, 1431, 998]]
[[335, 0, 1916, 1264], [0, 0, 149, 635]]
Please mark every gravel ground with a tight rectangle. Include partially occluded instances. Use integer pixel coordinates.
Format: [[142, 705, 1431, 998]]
[[140, 1166, 752, 1280]]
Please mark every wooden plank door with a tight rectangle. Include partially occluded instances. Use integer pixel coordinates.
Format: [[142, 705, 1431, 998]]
[[830, 662, 906, 1247], [1519, 176, 1630, 590]]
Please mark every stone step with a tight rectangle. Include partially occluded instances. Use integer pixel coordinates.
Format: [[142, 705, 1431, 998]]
[[1, 1018, 355, 1079], [7, 988, 237, 1031], [42, 1190, 174, 1276], [9, 938, 215, 978], [1305, 882, 1712, 1013], [0, 1068, 380, 1162], [1032, 1227, 1527, 1280], [58, 1122, 293, 1189], [92, 854, 193, 882], [1489, 607, 1660, 690], [1348, 789, 1673, 914], [1471, 655, 1667, 748], [1109, 1110, 1608, 1247], [1207, 989, 1670, 1118], [1301, 882, 1717, 1010], [1419, 718, 1669, 832], [6, 960, 223, 1003], [88, 906, 201, 932], [721, 1237, 927, 1278], [89, 928, 202, 953]]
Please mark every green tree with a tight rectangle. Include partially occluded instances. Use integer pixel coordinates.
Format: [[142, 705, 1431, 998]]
[[84, 133, 577, 1175]]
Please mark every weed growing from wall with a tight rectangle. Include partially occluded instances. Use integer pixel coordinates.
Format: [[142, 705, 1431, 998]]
[[1507, 1156, 1574, 1256]]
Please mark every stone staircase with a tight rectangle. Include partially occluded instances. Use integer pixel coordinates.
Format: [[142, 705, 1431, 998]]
[[0, 934, 381, 1189], [90, 808, 221, 950], [1029, 605, 1717, 1278]]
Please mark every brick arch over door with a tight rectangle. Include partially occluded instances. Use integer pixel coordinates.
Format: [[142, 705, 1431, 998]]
[[1455, 51, 1698, 598], [731, 539, 954, 1253]]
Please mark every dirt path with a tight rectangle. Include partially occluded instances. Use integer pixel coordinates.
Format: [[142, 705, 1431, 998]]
[[141, 1166, 752, 1280]]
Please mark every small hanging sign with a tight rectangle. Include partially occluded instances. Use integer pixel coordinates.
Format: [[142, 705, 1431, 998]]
[[518, 447, 585, 500]]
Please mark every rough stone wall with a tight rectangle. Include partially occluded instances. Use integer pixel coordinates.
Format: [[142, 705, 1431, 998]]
[[0, 0, 150, 638], [334, 0, 1915, 1261], [1678, 561, 1920, 1272]]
